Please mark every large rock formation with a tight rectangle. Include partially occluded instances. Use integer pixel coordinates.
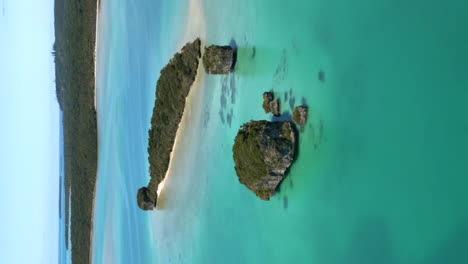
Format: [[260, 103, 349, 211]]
[[232, 120, 296, 200], [292, 106, 308, 126], [137, 38, 201, 211], [203, 45, 234, 74]]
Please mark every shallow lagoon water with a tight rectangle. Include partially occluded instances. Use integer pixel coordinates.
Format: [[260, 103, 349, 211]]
[[93, 0, 468, 263]]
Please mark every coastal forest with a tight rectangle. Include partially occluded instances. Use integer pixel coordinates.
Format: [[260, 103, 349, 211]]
[[53, 0, 98, 263]]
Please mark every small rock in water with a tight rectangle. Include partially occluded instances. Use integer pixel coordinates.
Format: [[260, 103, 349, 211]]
[[203, 45, 235, 74], [292, 106, 308, 126], [262, 92, 274, 113], [269, 100, 280, 116]]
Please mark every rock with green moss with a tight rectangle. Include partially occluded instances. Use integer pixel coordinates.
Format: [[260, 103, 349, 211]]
[[137, 187, 155, 211], [292, 106, 308, 126], [203, 45, 234, 74], [232, 120, 296, 200]]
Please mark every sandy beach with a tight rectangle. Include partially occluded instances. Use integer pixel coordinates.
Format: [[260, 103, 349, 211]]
[[156, 0, 207, 197], [90, 0, 100, 263]]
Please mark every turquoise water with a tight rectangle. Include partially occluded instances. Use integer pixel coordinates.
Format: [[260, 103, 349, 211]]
[[93, 0, 468, 263], [59, 112, 72, 264]]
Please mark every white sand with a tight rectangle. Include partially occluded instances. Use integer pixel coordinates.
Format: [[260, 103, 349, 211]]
[[89, 0, 206, 261], [156, 0, 207, 196], [90, 1, 101, 263]]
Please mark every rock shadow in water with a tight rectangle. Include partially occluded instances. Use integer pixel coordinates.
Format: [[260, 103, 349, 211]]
[[272, 49, 288, 88], [283, 196, 289, 210], [230, 74, 236, 104], [271, 111, 292, 122], [226, 108, 233, 127], [202, 105, 210, 128], [220, 77, 228, 110], [219, 110, 225, 124], [229, 39, 238, 72], [318, 70, 326, 82], [288, 93, 296, 110]]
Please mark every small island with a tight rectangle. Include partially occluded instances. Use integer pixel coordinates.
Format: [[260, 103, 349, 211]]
[[232, 120, 296, 200], [138, 39, 202, 210]]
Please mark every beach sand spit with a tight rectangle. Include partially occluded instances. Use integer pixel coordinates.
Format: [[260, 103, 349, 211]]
[[156, 0, 207, 197]]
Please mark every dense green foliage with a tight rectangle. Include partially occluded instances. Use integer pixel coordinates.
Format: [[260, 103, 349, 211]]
[[54, 0, 98, 263], [145, 39, 201, 205], [233, 121, 296, 200], [233, 121, 269, 189]]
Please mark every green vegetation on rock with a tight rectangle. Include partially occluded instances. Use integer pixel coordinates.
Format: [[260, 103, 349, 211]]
[[137, 187, 154, 210], [203, 45, 234, 74], [233, 121, 296, 200], [140, 39, 201, 210]]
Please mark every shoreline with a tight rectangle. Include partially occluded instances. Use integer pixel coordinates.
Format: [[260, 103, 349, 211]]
[[157, 46, 206, 197], [93, 0, 100, 110], [156, 0, 207, 198], [90, 0, 100, 263]]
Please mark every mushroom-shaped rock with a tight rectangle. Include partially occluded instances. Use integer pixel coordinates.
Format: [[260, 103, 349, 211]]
[[203, 45, 234, 74], [232, 121, 296, 200], [292, 106, 308, 126], [137, 187, 155, 211], [269, 100, 280, 116]]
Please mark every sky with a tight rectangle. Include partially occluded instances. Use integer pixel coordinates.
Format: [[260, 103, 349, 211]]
[[0, 0, 59, 263]]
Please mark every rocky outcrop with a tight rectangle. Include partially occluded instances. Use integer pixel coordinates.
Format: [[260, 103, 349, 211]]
[[292, 106, 308, 126], [137, 187, 155, 211], [262, 92, 274, 113], [232, 121, 296, 200], [269, 100, 280, 116], [262, 92, 280, 116], [203, 45, 234, 74]]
